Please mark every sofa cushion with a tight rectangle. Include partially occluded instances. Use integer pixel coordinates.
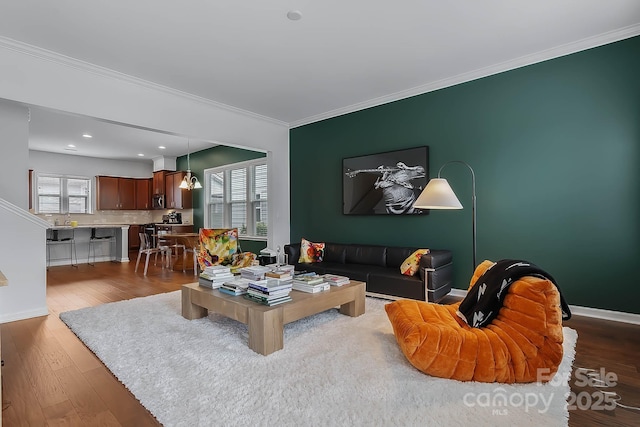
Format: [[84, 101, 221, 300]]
[[321, 263, 371, 282], [345, 244, 387, 267], [299, 238, 325, 263], [368, 268, 424, 300], [400, 249, 430, 276], [386, 246, 418, 268], [324, 243, 348, 264]]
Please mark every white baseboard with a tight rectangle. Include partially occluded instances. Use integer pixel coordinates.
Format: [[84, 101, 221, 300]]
[[48, 256, 123, 267], [448, 289, 640, 325], [0, 306, 49, 324]]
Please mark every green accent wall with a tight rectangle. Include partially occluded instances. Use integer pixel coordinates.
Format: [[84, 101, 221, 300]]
[[176, 145, 267, 253], [290, 36, 640, 314]]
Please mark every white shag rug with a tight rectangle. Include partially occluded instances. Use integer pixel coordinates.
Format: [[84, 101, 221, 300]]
[[60, 292, 577, 427]]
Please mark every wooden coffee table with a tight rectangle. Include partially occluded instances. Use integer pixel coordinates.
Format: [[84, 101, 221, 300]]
[[181, 280, 365, 355]]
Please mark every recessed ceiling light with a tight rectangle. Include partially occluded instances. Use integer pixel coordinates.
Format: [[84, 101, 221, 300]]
[[82, 134, 92, 138], [137, 153, 145, 157], [158, 146, 166, 150], [67, 144, 76, 148], [287, 10, 302, 21]]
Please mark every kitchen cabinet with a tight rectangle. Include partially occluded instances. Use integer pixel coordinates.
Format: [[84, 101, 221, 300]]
[[128, 224, 141, 250], [153, 171, 167, 195], [165, 171, 193, 209], [155, 224, 194, 234], [135, 178, 152, 210], [96, 176, 135, 210]]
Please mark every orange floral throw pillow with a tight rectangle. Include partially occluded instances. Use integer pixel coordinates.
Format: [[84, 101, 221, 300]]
[[400, 249, 430, 276], [298, 238, 325, 263]]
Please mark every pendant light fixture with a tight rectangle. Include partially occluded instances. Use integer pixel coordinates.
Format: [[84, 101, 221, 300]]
[[179, 139, 202, 190]]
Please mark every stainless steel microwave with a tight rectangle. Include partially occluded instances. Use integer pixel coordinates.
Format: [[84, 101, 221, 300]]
[[152, 194, 165, 209]]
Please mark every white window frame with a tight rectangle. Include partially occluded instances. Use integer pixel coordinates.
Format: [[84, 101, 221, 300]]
[[204, 158, 268, 240], [34, 173, 93, 214]]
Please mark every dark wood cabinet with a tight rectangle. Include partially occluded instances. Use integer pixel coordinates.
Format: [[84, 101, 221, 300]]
[[128, 225, 141, 250], [96, 176, 135, 210], [155, 224, 194, 234], [153, 171, 167, 195], [96, 176, 120, 210], [135, 178, 152, 210], [165, 172, 192, 209], [119, 178, 135, 210]]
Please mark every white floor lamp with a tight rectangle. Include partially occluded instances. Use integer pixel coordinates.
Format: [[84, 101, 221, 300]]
[[413, 160, 477, 272]]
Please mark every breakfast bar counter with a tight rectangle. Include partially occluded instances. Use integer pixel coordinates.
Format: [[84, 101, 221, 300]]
[[46, 224, 131, 266]]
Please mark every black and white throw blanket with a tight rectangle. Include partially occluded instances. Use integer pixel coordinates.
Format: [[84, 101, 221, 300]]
[[457, 259, 571, 328]]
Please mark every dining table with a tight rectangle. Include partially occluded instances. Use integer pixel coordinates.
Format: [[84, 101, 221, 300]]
[[162, 233, 200, 273]]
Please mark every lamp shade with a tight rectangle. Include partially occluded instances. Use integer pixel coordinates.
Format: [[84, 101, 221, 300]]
[[413, 178, 463, 209]]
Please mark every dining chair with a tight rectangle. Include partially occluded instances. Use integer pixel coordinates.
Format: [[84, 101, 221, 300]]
[[156, 231, 185, 270], [135, 232, 171, 276], [183, 240, 199, 276]]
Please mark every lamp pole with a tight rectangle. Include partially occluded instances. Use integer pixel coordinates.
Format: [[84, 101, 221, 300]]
[[437, 161, 477, 271]]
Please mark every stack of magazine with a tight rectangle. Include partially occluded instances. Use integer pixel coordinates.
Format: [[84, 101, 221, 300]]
[[292, 274, 330, 293], [218, 278, 251, 296], [245, 277, 293, 306], [323, 274, 350, 286], [240, 265, 271, 281], [199, 265, 233, 289]]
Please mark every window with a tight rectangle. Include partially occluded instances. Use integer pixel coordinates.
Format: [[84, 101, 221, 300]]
[[204, 159, 268, 239], [36, 174, 92, 214]]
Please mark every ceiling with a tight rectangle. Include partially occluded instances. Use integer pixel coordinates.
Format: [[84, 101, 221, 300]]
[[2, 0, 640, 160]]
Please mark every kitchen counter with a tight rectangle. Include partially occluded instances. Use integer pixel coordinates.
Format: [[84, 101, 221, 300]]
[[48, 224, 131, 230], [45, 225, 131, 266]]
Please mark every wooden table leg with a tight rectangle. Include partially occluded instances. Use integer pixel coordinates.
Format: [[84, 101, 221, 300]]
[[339, 284, 366, 317], [248, 307, 284, 355], [181, 286, 208, 320]]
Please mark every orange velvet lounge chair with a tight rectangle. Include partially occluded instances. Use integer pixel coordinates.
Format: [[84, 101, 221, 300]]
[[385, 260, 570, 383]]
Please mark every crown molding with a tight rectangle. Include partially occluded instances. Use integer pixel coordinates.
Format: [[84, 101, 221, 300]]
[[0, 36, 288, 129], [290, 24, 640, 129]]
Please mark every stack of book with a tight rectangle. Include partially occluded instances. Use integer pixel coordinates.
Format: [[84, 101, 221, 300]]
[[265, 269, 293, 281], [266, 264, 295, 274], [199, 265, 234, 289], [323, 274, 350, 286], [245, 278, 293, 306], [218, 278, 250, 296], [292, 275, 330, 293], [240, 265, 271, 281]]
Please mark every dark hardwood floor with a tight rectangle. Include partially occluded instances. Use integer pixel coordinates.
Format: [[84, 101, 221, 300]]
[[2, 257, 639, 426]]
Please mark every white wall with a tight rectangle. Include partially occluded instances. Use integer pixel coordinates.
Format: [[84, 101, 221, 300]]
[[0, 199, 49, 323], [0, 101, 29, 208], [29, 150, 153, 178], [0, 101, 48, 323], [0, 40, 290, 322]]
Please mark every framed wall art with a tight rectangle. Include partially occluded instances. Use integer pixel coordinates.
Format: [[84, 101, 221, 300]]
[[343, 146, 429, 215]]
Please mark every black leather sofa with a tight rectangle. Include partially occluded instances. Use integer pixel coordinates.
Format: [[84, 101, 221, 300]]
[[284, 242, 453, 302]]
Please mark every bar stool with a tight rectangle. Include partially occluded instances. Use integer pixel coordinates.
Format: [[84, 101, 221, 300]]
[[46, 228, 78, 269], [88, 227, 115, 265]]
